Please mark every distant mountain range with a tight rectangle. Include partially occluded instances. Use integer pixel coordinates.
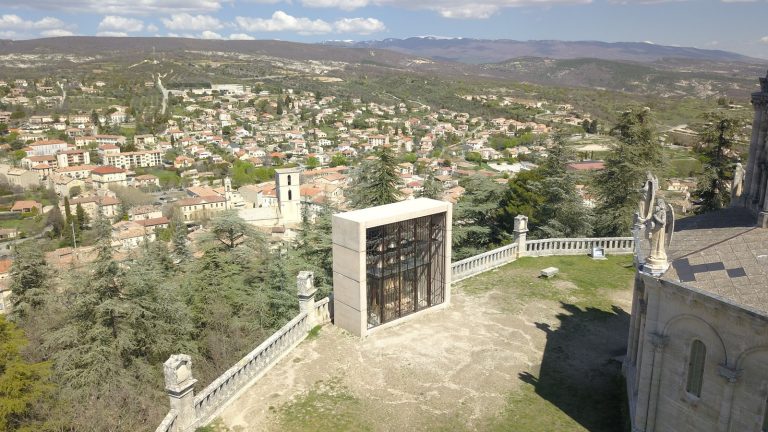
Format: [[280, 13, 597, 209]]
[[323, 37, 764, 65], [0, 36, 764, 99]]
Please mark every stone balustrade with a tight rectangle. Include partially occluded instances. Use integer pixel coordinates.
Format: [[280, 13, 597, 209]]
[[451, 242, 518, 283], [524, 237, 634, 257], [157, 271, 331, 432], [194, 311, 313, 426], [154, 411, 178, 432], [314, 297, 331, 324], [451, 230, 634, 282]]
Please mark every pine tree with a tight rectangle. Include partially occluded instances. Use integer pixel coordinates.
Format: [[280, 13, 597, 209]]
[[204, 210, 264, 251], [290, 206, 333, 296], [534, 131, 594, 238], [592, 108, 664, 236], [498, 170, 545, 232], [693, 112, 743, 213], [348, 145, 402, 209], [0, 316, 52, 432], [452, 176, 506, 260], [171, 209, 190, 262], [9, 242, 49, 320], [46, 215, 130, 388], [418, 175, 444, 200], [123, 241, 193, 363]]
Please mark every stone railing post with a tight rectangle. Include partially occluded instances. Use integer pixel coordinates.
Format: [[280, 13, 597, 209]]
[[297, 271, 317, 326], [163, 354, 197, 432], [513, 215, 529, 258]]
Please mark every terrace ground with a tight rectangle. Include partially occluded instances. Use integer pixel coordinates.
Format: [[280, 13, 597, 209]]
[[216, 255, 635, 432]]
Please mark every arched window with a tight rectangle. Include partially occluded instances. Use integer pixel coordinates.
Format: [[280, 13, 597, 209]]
[[287, 175, 292, 186], [686, 340, 706, 397], [288, 190, 292, 201]]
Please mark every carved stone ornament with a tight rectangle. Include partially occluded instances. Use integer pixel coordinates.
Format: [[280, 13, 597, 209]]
[[163, 354, 196, 393]]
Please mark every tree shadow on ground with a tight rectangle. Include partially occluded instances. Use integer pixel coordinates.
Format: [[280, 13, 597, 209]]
[[519, 303, 630, 432]]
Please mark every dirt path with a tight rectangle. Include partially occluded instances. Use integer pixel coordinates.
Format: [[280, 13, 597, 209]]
[[219, 276, 632, 432]]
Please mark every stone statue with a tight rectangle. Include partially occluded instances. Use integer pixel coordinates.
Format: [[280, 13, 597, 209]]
[[638, 172, 658, 223], [732, 162, 745, 200], [647, 198, 667, 261], [635, 172, 674, 275], [644, 197, 674, 275]]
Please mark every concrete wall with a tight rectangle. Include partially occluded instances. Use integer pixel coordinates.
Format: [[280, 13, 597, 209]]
[[332, 198, 452, 338], [626, 273, 768, 432]]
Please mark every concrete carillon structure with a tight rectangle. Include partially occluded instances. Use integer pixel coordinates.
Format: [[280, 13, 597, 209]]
[[625, 70, 768, 432], [332, 198, 452, 337]]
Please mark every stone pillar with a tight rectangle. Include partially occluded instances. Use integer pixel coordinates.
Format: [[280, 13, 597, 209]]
[[632, 277, 664, 431], [743, 102, 765, 205], [716, 365, 742, 432], [626, 275, 645, 369], [749, 102, 768, 218], [645, 333, 669, 432], [163, 354, 198, 432], [513, 215, 528, 259], [297, 271, 317, 326]]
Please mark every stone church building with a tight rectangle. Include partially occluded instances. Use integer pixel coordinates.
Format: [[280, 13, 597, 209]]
[[625, 71, 768, 432]]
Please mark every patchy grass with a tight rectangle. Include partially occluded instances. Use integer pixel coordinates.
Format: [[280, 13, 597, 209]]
[[305, 325, 322, 341], [459, 255, 634, 312], [196, 419, 232, 432], [275, 378, 372, 432], [0, 215, 46, 237]]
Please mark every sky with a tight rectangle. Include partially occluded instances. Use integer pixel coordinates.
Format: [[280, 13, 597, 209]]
[[1, 0, 768, 59]]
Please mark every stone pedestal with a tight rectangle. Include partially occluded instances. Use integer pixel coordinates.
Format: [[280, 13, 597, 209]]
[[643, 258, 669, 277], [163, 354, 197, 432], [758, 211, 768, 228], [513, 215, 529, 258], [297, 271, 317, 326]]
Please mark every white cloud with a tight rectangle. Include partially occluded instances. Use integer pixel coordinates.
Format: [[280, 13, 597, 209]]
[[760, 36, 768, 44], [147, 24, 159, 32], [436, 4, 500, 18], [162, 13, 224, 30], [96, 31, 129, 37], [41, 29, 75, 37], [303, 0, 594, 18], [0, 0, 224, 15], [0, 14, 67, 30], [302, 0, 371, 10], [236, 11, 334, 34], [201, 30, 223, 39], [334, 17, 385, 34], [236, 11, 386, 35], [98, 16, 144, 32], [229, 33, 256, 40]]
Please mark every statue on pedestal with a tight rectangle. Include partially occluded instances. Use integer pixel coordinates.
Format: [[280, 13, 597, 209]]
[[731, 162, 745, 201], [635, 173, 674, 275]]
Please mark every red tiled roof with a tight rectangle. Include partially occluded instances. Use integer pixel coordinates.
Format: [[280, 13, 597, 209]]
[[135, 217, 170, 227], [92, 166, 126, 175]]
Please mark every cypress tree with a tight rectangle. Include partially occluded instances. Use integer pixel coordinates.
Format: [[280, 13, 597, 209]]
[[592, 108, 664, 236], [693, 112, 743, 213], [348, 145, 402, 209]]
